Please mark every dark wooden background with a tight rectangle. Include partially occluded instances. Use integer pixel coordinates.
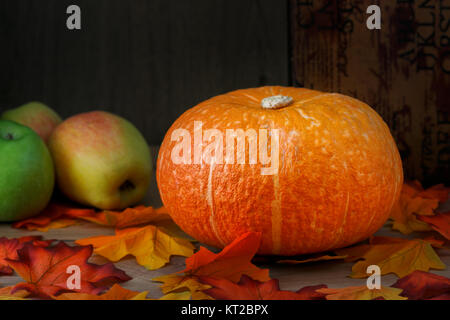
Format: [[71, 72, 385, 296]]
[[0, 0, 448, 184], [0, 0, 289, 145]]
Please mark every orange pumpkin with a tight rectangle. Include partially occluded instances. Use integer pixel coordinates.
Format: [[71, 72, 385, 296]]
[[157, 86, 403, 255]]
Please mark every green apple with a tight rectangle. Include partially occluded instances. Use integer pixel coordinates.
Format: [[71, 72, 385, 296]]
[[48, 111, 152, 210], [0, 120, 55, 222], [1, 102, 62, 143]]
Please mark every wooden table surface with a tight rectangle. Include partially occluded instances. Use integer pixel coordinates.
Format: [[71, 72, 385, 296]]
[[1, 155, 449, 298]]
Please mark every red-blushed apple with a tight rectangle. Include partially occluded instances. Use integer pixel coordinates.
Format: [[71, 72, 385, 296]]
[[0, 120, 55, 221], [1, 102, 62, 143], [48, 111, 152, 210]]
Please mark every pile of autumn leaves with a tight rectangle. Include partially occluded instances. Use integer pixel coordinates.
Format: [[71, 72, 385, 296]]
[[0, 181, 449, 300]]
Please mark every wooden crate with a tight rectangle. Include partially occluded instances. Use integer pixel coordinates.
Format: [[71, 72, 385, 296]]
[[290, 0, 450, 185]]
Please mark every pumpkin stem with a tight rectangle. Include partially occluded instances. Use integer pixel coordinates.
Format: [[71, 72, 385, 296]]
[[261, 95, 293, 109]]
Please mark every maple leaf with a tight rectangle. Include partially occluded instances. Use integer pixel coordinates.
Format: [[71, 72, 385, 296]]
[[153, 274, 213, 300], [0, 286, 29, 299], [31, 219, 79, 232], [418, 212, 450, 240], [0, 238, 24, 276], [0, 236, 53, 276], [76, 225, 195, 270], [55, 283, 195, 300], [15, 236, 54, 247], [152, 232, 269, 300], [182, 232, 269, 282], [6, 242, 131, 298], [369, 236, 440, 246], [392, 271, 450, 300], [317, 286, 407, 300], [415, 183, 449, 203], [54, 284, 148, 300], [390, 182, 448, 234], [277, 254, 347, 264], [421, 236, 446, 249], [336, 237, 446, 278], [13, 202, 175, 234], [199, 275, 327, 300], [80, 205, 171, 229], [13, 202, 95, 231], [159, 291, 193, 300], [391, 215, 432, 235], [0, 295, 26, 300]]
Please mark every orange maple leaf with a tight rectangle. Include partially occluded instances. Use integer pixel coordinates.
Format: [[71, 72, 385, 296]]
[[13, 202, 172, 232], [152, 232, 269, 300], [80, 205, 171, 229], [417, 211, 450, 240], [12, 203, 95, 231], [390, 182, 449, 234], [199, 275, 327, 300], [54, 284, 148, 300], [415, 183, 449, 203], [336, 236, 446, 278], [6, 242, 131, 298], [317, 286, 407, 300], [182, 232, 269, 282], [0, 236, 53, 275], [392, 270, 450, 300]]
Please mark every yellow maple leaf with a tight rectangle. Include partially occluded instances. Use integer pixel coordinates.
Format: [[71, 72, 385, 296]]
[[153, 274, 212, 300], [159, 291, 194, 300], [0, 295, 26, 300], [76, 225, 195, 270], [336, 237, 446, 278], [54, 284, 148, 300], [0, 286, 29, 300], [390, 182, 445, 234], [55, 284, 195, 300], [317, 286, 407, 300]]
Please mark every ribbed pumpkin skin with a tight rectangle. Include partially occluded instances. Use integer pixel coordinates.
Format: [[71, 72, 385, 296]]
[[157, 86, 403, 255]]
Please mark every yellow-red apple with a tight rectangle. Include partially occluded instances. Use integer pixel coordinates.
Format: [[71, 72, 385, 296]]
[[48, 111, 152, 210], [1, 102, 62, 143]]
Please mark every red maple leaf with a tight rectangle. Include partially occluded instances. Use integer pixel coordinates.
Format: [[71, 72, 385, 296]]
[[0, 236, 53, 276], [199, 275, 327, 300], [392, 270, 450, 300], [6, 242, 131, 298], [182, 232, 269, 282], [418, 211, 450, 240]]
